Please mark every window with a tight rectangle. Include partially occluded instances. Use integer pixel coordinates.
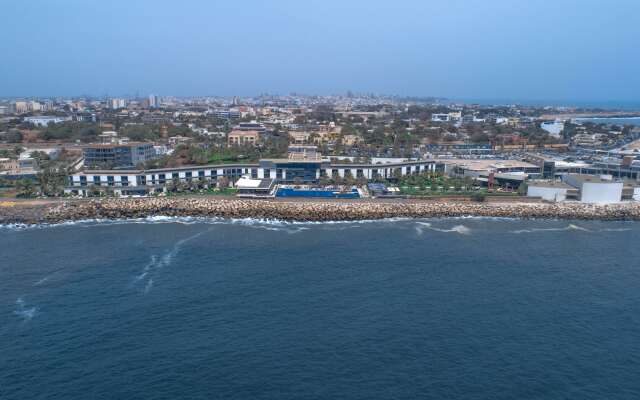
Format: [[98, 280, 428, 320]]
[[198, 170, 205, 178], [79, 176, 87, 186], [120, 176, 129, 187], [107, 176, 115, 186], [93, 176, 101, 186]]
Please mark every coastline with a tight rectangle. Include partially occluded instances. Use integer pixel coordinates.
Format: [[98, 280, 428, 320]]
[[3, 197, 640, 225]]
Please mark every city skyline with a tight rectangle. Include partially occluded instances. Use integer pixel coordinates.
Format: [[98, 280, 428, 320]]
[[2, 0, 639, 101]]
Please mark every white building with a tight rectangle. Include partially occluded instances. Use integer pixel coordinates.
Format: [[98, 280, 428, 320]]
[[527, 181, 573, 202], [23, 116, 69, 127], [540, 120, 564, 138], [148, 94, 158, 108], [562, 174, 623, 204]]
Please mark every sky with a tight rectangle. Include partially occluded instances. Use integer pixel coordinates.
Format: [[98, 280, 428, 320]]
[[1, 0, 639, 102]]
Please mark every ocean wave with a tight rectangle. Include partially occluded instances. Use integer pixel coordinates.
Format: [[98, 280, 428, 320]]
[[415, 222, 471, 235], [511, 224, 591, 234], [131, 229, 212, 294], [0, 216, 420, 230], [14, 297, 38, 320]]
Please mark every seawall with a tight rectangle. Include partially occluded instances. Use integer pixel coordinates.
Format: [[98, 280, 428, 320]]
[[3, 197, 640, 224]]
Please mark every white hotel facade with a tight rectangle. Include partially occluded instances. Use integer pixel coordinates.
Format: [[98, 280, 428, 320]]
[[65, 158, 446, 196]]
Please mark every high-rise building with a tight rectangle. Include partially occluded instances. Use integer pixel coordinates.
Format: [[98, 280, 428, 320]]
[[14, 101, 28, 114], [110, 98, 127, 109], [148, 94, 158, 108]]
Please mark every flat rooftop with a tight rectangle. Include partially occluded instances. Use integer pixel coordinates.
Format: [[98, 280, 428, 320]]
[[442, 159, 539, 170], [528, 180, 573, 189]]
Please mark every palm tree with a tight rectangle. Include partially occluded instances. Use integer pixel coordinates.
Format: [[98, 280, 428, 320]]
[[16, 179, 36, 198]]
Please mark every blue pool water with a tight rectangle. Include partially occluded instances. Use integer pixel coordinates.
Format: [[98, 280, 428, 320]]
[[1, 218, 640, 399], [276, 188, 360, 198]]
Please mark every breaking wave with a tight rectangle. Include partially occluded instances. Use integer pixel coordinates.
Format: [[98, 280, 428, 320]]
[[415, 222, 471, 235], [511, 224, 591, 234]]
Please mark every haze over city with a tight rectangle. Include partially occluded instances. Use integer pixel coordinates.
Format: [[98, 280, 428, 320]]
[[2, 0, 639, 101]]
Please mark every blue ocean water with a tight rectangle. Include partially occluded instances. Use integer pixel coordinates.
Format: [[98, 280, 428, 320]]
[[1, 218, 640, 399], [573, 117, 640, 127]]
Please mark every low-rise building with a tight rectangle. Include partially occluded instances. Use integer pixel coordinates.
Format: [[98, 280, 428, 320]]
[[23, 116, 69, 127], [228, 130, 260, 146], [83, 142, 157, 169], [562, 174, 623, 204], [527, 181, 576, 202]]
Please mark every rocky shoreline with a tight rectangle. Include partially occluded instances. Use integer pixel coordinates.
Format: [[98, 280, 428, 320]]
[[3, 197, 640, 225]]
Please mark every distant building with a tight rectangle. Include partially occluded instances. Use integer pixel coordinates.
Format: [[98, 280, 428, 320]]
[[83, 142, 157, 169], [14, 101, 28, 114], [431, 112, 461, 122], [23, 116, 69, 127], [110, 98, 127, 109], [235, 121, 266, 134], [540, 120, 564, 138], [228, 130, 260, 146], [431, 113, 451, 122], [148, 95, 159, 108]]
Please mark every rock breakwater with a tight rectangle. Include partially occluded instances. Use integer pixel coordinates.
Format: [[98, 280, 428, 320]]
[[4, 197, 637, 224]]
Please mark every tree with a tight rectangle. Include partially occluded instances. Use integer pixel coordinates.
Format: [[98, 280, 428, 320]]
[[217, 176, 230, 189], [16, 179, 36, 198], [5, 130, 23, 143], [517, 182, 528, 196], [319, 175, 331, 186], [471, 192, 486, 202], [167, 177, 180, 193], [37, 168, 67, 196], [343, 171, 356, 186]]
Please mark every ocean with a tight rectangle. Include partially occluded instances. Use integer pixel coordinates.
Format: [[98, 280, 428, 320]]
[[2, 218, 640, 399], [573, 117, 640, 127]]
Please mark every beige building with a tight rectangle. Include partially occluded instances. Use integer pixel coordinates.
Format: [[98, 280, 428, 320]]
[[0, 158, 20, 173], [228, 130, 260, 146], [288, 131, 310, 144]]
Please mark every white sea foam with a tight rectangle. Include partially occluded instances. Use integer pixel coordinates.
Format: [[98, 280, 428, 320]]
[[415, 222, 471, 235], [143, 278, 153, 294], [132, 229, 212, 293], [34, 276, 49, 286], [511, 224, 591, 234], [14, 297, 38, 320]]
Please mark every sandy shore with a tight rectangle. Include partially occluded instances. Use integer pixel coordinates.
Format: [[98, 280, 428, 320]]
[[2, 197, 640, 225]]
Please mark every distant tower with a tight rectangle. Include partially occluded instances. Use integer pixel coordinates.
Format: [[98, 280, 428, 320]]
[[148, 94, 158, 108]]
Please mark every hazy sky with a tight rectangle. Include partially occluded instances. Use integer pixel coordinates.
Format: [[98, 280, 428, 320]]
[[1, 0, 639, 101]]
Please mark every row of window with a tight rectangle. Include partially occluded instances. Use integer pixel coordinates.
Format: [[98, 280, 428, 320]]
[[72, 165, 438, 186]]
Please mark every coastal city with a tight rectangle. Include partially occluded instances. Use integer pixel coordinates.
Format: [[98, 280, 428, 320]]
[[4, 1, 640, 399], [1, 94, 640, 209]]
